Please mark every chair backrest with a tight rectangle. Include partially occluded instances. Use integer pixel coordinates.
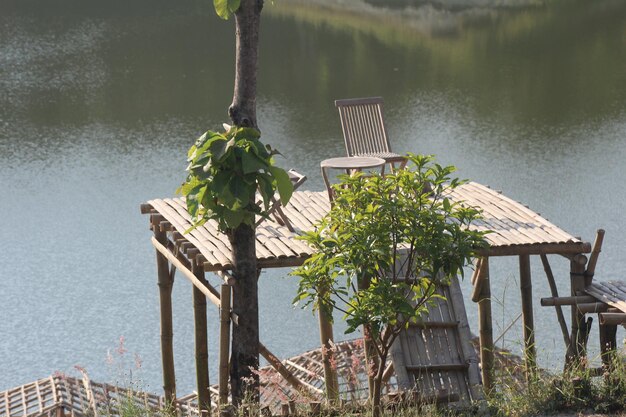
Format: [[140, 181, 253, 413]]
[[335, 97, 393, 157]]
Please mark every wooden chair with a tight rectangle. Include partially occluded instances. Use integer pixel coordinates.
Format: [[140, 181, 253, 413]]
[[335, 97, 407, 172], [255, 169, 307, 232]]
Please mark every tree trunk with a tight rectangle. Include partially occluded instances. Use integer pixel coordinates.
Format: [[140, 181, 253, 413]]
[[371, 350, 388, 417], [228, 223, 259, 405], [229, 0, 263, 128], [228, 0, 264, 406]]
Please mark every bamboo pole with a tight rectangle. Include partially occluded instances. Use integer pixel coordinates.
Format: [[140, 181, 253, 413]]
[[476, 257, 494, 391], [152, 237, 223, 308], [192, 262, 211, 415], [574, 303, 610, 314], [154, 229, 176, 402], [471, 260, 486, 303], [258, 343, 313, 396], [584, 229, 605, 286], [566, 254, 588, 368], [539, 254, 571, 349], [519, 254, 536, 381], [540, 295, 597, 306], [219, 284, 232, 407], [599, 313, 626, 326]]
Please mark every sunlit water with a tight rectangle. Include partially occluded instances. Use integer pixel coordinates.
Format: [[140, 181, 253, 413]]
[[1, 0, 625, 394]]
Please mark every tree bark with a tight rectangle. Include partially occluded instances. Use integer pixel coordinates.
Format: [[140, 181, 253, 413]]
[[227, 0, 264, 406], [229, 0, 263, 128], [228, 223, 260, 405]]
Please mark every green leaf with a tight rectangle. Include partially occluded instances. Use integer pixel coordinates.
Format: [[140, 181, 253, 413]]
[[268, 166, 293, 205], [241, 150, 268, 174], [213, 0, 240, 19], [222, 208, 245, 228]]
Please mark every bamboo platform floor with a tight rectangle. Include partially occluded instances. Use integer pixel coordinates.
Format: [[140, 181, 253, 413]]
[[586, 281, 626, 314], [1, 338, 525, 417]]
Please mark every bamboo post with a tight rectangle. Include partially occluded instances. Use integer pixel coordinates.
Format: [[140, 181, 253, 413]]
[[476, 257, 494, 391], [519, 254, 536, 380], [154, 229, 176, 402], [584, 229, 605, 286], [192, 261, 211, 415], [219, 284, 232, 407], [566, 254, 588, 368], [318, 303, 339, 403]]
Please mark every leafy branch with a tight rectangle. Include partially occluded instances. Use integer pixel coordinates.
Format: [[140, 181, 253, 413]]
[[178, 125, 293, 232]]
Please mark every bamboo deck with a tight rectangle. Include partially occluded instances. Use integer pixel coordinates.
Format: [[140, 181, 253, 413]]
[[585, 281, 626, 313], [139, 180, 592, 405], [140, 182, 589, 274]]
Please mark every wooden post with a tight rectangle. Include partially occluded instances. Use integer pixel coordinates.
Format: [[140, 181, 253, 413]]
[[476, 257, 494, 391], [519, 254, 536, 380], [192, 262, 211, 415], [566, 254, 588, 368], [155, 229, 176, 402], [219, 284, 232, 407], [318, 303, 339, 403]]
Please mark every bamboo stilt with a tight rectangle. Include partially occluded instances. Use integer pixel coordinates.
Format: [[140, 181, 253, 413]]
[[470, 261, 486, 303], [155, 229, 176, 403], [476, 257, 494, 391], [566, 254, 588, 368], [219, 284, 232, 407], [192, 262, 211, 415], [519, 254, 536, 380]]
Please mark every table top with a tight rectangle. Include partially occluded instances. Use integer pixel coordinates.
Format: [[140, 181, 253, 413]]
[[141, 182, 590, 272], [320, 156, 385, 170]]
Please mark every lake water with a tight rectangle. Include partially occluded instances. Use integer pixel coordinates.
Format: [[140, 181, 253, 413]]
[[1, 0, 625, 394]]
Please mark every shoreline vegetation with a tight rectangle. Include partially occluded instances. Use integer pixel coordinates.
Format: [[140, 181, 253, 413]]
[[4, 338, 626, 417]]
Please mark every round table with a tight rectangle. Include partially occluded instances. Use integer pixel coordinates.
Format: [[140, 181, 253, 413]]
[[320, 156, 386, 202]]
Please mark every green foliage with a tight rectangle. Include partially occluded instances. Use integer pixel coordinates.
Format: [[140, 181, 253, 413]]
[[178, 125, 293, 232], [292, 154, 487, 339], [486, 353, 626, 417], [213, 0, 241, 19]]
